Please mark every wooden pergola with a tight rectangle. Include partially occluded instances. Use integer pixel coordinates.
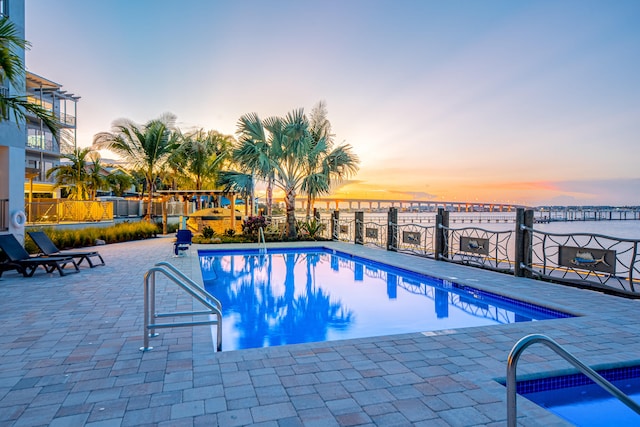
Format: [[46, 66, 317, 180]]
[[156, 189, 250, 233]]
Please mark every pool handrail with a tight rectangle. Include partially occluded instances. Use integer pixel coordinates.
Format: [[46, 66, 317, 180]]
[[155, 261, 222, 311], [141, 262, 222, 352], [258, 227, 267, 255], [507, 334, 640, 426]]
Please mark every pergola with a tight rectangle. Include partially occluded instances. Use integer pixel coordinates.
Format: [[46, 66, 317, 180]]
[[156, 189, 250, 232]]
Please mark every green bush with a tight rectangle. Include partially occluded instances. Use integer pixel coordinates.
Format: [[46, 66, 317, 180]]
[[202, 226, 215, 239], [299, 218, 325, 239], [25, 221, 159, 253]]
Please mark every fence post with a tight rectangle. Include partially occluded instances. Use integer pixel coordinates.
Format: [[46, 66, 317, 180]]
[[523, 209, 534, 278], [355, 211, 364, 245], [515, 208, 525, 277], [435, 208, 448, 260], [387, 207, 398, 252], [331, 210, 339, 241], [515, 208, 535, 277]]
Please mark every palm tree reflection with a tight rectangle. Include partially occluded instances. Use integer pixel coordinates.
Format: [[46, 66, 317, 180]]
[[203, 252, 353, 349]]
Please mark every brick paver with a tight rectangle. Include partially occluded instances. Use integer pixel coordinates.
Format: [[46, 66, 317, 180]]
[[3, 236, 639, 425]]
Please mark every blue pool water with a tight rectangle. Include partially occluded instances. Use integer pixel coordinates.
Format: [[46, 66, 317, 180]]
[[519, 366, 640, 426], [199, 247, 571, 351]]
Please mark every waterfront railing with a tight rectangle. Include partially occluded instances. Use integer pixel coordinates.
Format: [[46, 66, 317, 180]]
[[330, 207, 640, 298]]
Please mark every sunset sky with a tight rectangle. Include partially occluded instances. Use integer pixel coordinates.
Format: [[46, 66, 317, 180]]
[[25, 0, 640, 206]]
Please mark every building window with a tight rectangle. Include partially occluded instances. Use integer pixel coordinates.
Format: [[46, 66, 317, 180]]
[[0, 0, 7, 17], [27, 128, 54, 151]]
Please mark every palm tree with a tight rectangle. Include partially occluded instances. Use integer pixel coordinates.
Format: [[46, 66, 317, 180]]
[[234, 106, 360, 238], [233, 112, 274, 215], [171, 129, 234, 208], [46, 147, 93, 200], [0, 16, 59, 136], [302, 101, 359, 219], [106, 170, 134, 197], [86, 153, 108, 200], [93, 113, 180, 220]]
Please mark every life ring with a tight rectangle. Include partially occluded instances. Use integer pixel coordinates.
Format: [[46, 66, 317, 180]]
[[11, 210, 27, 228]]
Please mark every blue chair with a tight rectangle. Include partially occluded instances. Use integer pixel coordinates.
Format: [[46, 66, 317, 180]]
[[174, 229, 192, 256]]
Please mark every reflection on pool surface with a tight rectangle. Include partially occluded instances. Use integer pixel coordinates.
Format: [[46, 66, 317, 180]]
[[199, 247, 571, 351]]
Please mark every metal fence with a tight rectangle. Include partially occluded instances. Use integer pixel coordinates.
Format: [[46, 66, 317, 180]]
[[26, 200, 113, 223], [23, 199, 192, 223], [330, 207, 640, 298]]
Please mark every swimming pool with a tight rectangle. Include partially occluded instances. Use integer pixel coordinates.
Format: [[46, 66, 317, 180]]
[[518, 366, 640, 426], [199, 247, 571, 351]]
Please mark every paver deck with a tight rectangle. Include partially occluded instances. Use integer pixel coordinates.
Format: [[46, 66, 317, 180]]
[[2, 235, 639, 426]]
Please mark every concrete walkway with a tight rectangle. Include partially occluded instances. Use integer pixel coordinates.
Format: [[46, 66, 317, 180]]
[[1, 236, 639, 426]]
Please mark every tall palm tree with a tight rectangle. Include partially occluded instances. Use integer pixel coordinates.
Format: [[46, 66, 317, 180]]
[[45, 147, 93, 200], [302, 101, 359, 219], [93, 113, 180, 220], [0, 16, 59, 136], [233, 112, 274, 215], [234, 106, 360, 238]]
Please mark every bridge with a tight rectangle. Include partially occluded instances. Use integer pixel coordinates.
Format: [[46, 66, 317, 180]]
[[272, 197, 527, 213]]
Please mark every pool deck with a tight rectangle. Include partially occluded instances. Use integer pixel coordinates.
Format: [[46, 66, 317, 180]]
[[2, 236, 640, 426]]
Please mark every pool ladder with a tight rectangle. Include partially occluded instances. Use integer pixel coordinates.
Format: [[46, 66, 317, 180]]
[[140, 261, 222, 352], [507, 334, 640, 426], [258, 227, 267, 255]]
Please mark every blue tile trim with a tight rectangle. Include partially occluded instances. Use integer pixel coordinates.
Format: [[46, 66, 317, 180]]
[[518, 366, 640, 395]]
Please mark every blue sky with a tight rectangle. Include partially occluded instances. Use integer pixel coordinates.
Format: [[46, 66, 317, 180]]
[[25, 0, 640, 206]]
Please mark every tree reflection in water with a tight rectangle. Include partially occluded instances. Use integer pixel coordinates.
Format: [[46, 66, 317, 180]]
[[201, 252, 353, 349]]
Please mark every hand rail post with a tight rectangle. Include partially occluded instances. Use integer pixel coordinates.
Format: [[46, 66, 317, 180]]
[[140, 270, 153, 351]]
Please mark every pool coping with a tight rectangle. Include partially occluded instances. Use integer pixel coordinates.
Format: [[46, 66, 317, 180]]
[[188, 241, 640, 424], [3, 237, 640, 425]]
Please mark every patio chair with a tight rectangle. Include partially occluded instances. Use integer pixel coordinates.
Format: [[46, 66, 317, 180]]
[[0, 233, 79, 277], [0, 257, 24, 278], [27, 231, 105, 268], [174, 229, 192, 256]]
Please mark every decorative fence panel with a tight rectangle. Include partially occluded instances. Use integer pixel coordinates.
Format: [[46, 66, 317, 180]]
[[336, 207, 640, 298]]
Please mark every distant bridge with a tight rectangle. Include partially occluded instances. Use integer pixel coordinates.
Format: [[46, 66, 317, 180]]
[[272, 197, 527, 213]]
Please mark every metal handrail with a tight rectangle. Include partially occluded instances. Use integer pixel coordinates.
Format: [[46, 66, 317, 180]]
[[155, 262, 222, 312], [507, 334, 640, 426], [258, 227, 267, 255], [140, 263, 222, 352]]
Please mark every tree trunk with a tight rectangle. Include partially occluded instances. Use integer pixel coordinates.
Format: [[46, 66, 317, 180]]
[[306, 193, 312, 220], [266, 176, 273, 217], [146, 176, 153, 221], [285, 187, 297, 239]]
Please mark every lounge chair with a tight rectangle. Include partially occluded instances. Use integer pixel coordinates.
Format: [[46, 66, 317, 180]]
[[174, 229, 192, 256], [0, 233, 79, 277], [27, 231, 105, 268], [0, 259, 23, 277]]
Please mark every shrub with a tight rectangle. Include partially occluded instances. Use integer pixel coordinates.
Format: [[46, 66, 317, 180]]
[[202, 226, 215, 239], [25, 221, 159, 253], [299, 218, 325, 239], [242, 215, 268, 236]]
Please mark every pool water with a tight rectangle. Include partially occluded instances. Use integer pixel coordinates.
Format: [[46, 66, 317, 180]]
[[519, 366, 640, 426], [199, 247, 570, 351]]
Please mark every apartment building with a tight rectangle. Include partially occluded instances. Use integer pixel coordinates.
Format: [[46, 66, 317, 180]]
[[0, 0, 79, 237], [25, 72, 80, 198]]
